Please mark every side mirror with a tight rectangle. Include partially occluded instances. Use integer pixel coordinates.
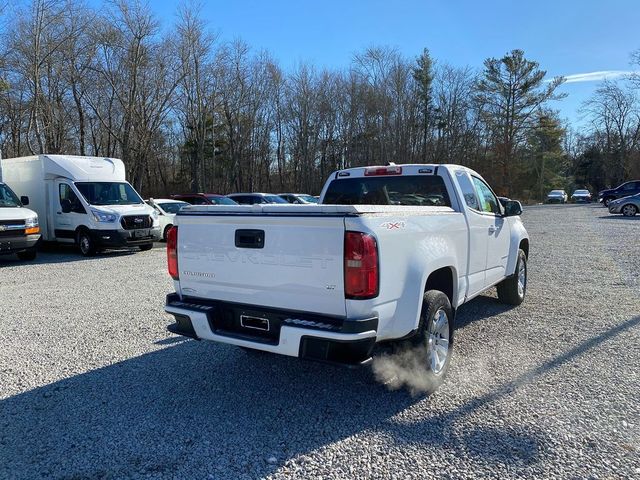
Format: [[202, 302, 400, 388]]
[[60, 198, 72, 214], [504, 200, 523, 217], [20, 196, 29, 206]]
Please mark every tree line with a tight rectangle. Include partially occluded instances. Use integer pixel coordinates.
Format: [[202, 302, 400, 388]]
[[1, 0, 639, 200]]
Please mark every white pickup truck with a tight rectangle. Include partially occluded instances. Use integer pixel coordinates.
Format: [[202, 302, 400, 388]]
[[165, 164, 529, 390]]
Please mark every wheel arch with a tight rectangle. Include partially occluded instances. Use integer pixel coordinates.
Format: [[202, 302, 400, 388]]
[[519, 238, 529, 259], [423, 266, 456, 308]]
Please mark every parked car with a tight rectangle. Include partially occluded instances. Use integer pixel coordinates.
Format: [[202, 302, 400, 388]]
[[571, 189, 592, 203], [170, 193, 237, 206], [226, 193, 289, 205], [1, 155, 160, 256], [607, 193, 640, 217], [546, 190, 568, 204], [146, 198, 190, 240], [598, 181, 640, 206], [278, 193, 319, 204], [0, 181, 41, 260], [165, 164, 529, 393]]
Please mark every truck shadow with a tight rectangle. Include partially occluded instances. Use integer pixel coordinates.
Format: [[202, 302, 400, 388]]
[[2, 316, 637, 478], [455, 294, 512, 329]]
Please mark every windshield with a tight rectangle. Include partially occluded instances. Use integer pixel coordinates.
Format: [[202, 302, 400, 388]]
[[158, 202, 189, 214], [298, 195, 319, 203], [323, 175, 451, 206], [574, 190, 589, 194], [206, 196, 238, 205], [549, 190, 565, 195], [264, 195, 289, 204], [0, 183, 21, 207], [75, 182, 143, 206]]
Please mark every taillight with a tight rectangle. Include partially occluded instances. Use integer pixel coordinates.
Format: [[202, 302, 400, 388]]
[[167, 226, 179, 280], [344, 231, 378, 299]]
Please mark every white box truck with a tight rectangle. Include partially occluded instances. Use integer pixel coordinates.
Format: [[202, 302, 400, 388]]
[[1, 155, 161, 256]]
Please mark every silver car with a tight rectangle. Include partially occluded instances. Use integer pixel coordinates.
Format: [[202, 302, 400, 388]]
[[546, 189, 568, 204], [608, 193, 640, 217]]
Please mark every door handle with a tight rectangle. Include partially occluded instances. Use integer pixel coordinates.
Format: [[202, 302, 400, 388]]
[[488, 226, 497, 234], [56, 212, 62, 215]]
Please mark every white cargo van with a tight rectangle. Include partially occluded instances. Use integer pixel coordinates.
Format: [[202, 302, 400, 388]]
[[1, 155, 161, 256]]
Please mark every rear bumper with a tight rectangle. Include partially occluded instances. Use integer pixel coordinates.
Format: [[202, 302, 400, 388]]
[[165, 293, 378, 366], [91, 228, 160, 248], [0, 234, 40, 255]]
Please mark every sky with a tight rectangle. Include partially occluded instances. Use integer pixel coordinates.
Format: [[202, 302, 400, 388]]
[[107, 0, 640, 127]]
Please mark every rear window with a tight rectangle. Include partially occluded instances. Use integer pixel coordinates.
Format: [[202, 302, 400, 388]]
[[322, 175, 451, 206]]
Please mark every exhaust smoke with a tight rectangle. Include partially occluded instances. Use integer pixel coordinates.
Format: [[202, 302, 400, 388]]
[[372, 344, 437, 396]]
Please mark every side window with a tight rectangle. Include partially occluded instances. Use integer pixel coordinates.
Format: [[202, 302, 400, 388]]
[[455, 171, 480, 211], [472, 177, 501, 215], [59, 184, 85, 214]]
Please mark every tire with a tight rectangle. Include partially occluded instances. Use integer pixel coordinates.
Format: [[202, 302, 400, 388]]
[[497, 249, 527, 305], [76, 230, 96, 257], [622, 204, 638, 217], [17, 249, 37, 261], [603, 197, 615, 207], [162, 224, 173, 242], [139, 243, 153, 251], [390, 290, 454, 395]]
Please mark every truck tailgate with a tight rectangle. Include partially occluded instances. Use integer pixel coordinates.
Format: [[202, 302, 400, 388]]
[[176, 206, 350, 316]]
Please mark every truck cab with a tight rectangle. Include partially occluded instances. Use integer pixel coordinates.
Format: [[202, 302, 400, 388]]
[[0, 182, 41, 261]]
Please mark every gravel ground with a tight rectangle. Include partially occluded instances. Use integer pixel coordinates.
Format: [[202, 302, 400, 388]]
[[1, 205, 638, 479]]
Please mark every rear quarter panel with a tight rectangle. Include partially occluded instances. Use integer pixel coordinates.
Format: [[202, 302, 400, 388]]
[[345, 210, 468, 341]]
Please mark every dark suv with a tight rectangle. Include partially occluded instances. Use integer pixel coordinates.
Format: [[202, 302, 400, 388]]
[[170, 193, 237, 205], [598, 181, 640, 207]]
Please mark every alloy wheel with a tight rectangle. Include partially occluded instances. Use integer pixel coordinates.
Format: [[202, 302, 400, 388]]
[[427, 308, 450, 375]]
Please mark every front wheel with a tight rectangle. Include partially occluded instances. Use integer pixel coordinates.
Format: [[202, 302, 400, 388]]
[[77, 230, 96, 257], [497, 249, 527, 305], [622, 204, 638, 217], [603, 197, 614, 207]]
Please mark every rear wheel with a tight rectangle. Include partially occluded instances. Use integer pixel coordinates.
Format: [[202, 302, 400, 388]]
[[17, 249, 37, 261], [622, 204, 638, 217], [76, 230, 96, 257], [384, 290, 454, 395], [497, 249, 527, 305]]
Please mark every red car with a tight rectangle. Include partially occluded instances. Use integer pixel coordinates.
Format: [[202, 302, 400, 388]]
[[170, 193, 237, 205]]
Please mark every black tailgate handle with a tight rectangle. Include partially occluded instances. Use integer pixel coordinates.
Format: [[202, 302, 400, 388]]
[[235, 229, 265, 249]]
